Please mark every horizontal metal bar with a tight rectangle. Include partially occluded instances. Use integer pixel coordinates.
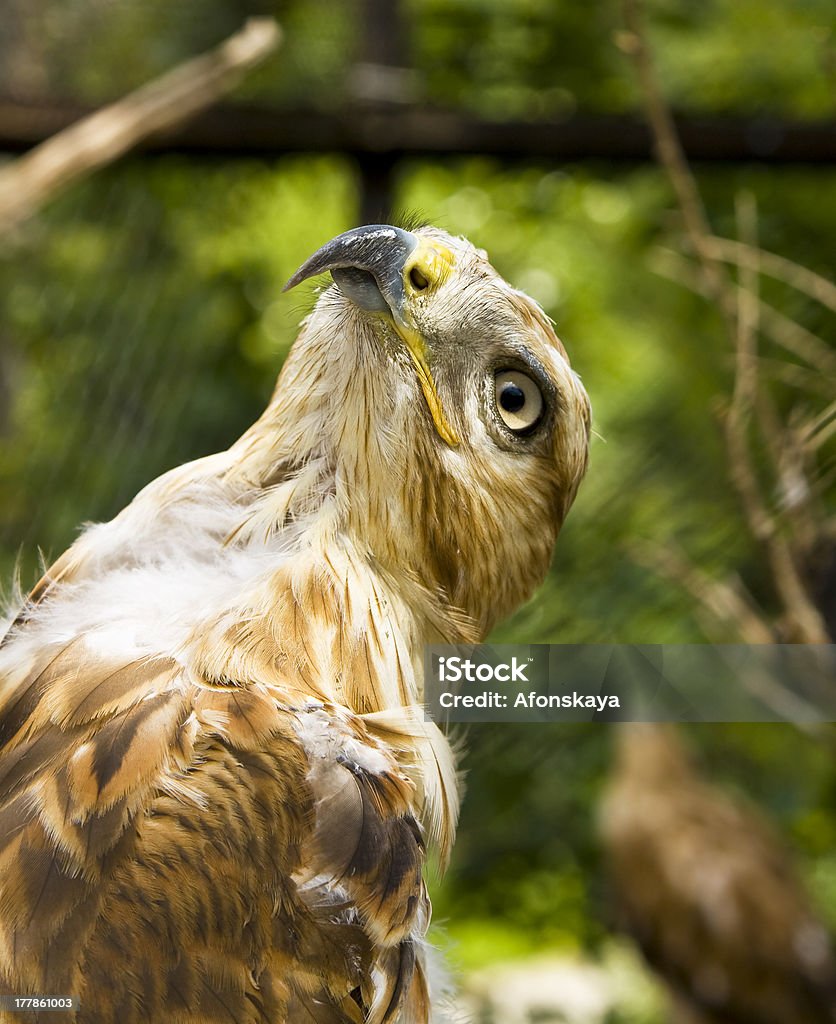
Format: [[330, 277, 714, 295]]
[[1, 99, 835, 164]]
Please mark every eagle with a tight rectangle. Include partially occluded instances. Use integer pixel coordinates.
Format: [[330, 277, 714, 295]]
[[0, 224, 590, 1023], [600, 723, 836, 1024]]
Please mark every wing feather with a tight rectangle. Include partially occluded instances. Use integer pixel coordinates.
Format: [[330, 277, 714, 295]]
[[0, 627, 436, 1022]]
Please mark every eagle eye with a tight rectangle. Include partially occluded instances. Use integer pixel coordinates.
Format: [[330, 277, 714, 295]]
[[494, 369, 544, 434]]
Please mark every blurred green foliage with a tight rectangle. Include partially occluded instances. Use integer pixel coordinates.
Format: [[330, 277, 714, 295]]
[[1, 0, 835, 981], [4, 0, 835, 115]]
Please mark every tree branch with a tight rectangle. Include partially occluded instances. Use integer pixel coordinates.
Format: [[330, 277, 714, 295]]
[[619, 0, 733, 331], [623, 0, 831, 642], [723, 192, 774, 546], [0, 17, 281, 233], [704, 237, 836, 315], [801, 401, 836, 451], [630, 539, 775, 644], [651, 248, 836, 376]]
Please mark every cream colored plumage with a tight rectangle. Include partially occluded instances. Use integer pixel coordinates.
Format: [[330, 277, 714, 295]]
[[0, 224, 590, 1023]]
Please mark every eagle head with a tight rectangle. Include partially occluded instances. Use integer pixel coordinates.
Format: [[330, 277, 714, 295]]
[[274, 224, 590, 635]]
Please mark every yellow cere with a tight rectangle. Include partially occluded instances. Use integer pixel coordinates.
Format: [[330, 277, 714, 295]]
[[404, 240, 456, 297]]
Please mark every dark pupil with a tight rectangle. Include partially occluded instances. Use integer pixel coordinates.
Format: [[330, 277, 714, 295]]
[[500, 383, 526, 413]]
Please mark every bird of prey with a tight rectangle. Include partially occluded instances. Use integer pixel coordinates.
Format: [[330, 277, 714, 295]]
[[0, 224, 590, 1023], [600, 723, 836, 1024]]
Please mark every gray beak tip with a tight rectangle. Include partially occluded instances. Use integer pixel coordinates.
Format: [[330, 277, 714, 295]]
[[282, 267, 311, 293]]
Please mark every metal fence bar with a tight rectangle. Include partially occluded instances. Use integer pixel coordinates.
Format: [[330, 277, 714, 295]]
[[2, 100, 835, 164]]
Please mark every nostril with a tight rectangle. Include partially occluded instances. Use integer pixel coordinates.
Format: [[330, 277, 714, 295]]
[[409, 267, 429, 291]]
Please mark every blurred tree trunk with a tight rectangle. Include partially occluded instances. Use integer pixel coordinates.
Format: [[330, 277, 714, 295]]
[[354, 0, 414, 223]]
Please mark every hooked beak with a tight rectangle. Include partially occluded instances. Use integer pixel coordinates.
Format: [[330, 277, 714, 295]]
[[284, 224, 417, 319], [284, 225, 460, 447]]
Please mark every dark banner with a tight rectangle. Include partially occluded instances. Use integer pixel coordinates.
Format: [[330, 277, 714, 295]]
[[423, 644, 836, 724]]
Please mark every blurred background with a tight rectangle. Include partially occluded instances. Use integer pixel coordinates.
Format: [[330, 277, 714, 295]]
[[0, 1, 835, 1021]]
